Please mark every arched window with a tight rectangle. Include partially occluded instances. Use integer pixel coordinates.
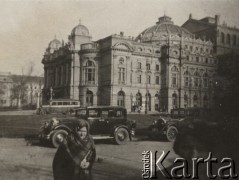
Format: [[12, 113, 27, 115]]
[[193, 95, 198, 107], [136, 92, 142, 107], [117, 91, 125, 107], [172, 93, 177, 109], [145, 93, 151, 111], [194, 71, 200, 87], [227, 34, 231, 44], [171, 66, 179, 87], [221, 32, 225, 43], [203, 95, 208, 108], [155, 94, 159, 111], [85, 60, 95, 84], [86, 90, 93, 106], [184, 94, 188, 108], [203, 73, 209, 88]]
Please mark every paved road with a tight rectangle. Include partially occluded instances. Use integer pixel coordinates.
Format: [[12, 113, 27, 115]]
[[0, 138, 177, 180]]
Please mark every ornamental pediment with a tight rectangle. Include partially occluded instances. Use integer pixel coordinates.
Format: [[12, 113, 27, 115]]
[[112, 42, 134, 51]]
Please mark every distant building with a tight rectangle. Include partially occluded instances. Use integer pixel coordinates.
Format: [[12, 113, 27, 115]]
[[0, 72, 43, 108], [182, 14, 239, 55], [0, 72, 13, 107], [42, 15, 218, 112]]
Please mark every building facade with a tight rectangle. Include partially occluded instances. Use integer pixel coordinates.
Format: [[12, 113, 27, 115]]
[[0, 72, 13, 107], [0, 72, 43, 108], [42, 15, 218, 112], [182, 14, 239, 56]]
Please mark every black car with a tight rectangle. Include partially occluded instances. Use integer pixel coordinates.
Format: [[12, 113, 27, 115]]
[[148, 115, 181, 142], [148, 108, 213, 141], [39, 106, 136, 147]]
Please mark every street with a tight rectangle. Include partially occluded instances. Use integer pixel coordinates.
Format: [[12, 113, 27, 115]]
[[0, 110, 178, 179], [0, 138, 177, 180]]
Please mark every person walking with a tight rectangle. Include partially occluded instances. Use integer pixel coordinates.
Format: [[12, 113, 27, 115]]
[[52, 120, 96, 180]]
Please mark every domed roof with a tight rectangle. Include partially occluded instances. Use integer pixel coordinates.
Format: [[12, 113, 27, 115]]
[[48, 38, 61, 49], [71, 20, 89, 36], [136, 15, 193, 43]]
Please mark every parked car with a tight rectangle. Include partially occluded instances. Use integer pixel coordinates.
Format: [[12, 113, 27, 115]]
[[38, 106, 136, 147], [148, 115, 181, 141], [36, 99, 80, 115], [148, 108, 210, 141]]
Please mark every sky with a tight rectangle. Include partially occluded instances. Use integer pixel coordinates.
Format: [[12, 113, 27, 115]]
[[0, 0, 239, 76]]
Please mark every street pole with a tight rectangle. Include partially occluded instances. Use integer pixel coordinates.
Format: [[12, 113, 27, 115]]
[[36, 88, 42, 109], [50, 87, 53, 101]]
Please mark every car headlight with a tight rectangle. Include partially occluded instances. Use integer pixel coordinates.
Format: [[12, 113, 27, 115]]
[[152, 120, 158, 125], [51, 117, 59, 126], [44, 122, 49, 128]]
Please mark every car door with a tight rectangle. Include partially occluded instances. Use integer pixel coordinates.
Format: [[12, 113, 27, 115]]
[[107, 108, 125, 130], [87, 108, 108, 135]]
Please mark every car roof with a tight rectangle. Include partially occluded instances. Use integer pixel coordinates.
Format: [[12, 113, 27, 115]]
[[50, 99, 80, 102], [74, 106, 126, 110]]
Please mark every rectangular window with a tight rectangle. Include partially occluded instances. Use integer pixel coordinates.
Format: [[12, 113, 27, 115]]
[[147, 75, 151, 84], [137, 75, 142, 83], [156, 64, 159, 71], [196, 57, 199, 62], [118, 68, 125, 82], [155, 76, 159, 84], [184, 77, 189, 87], [146, 63, 150, 70], [195, 78, 199, 87], [115, 110, 123, 117], [137, 62, 141, 69], [172, 73, 177, 87], [204, 78, 208, 87], [88, 109, 100, 118]]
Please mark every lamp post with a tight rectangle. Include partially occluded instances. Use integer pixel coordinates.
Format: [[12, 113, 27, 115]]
[[50, 87, 53, 101], [36, 88, 42, 109]]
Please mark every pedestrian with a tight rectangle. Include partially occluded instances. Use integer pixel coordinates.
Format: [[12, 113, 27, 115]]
[[52, 119, 96, 180]]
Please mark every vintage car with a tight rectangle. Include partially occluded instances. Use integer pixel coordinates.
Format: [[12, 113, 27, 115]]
[[149, 108, 215, 141], [38, 106, 136, 147], [36, 99, 81, 115], [148, 108, 213, 141], [148, 115, 180, 142]]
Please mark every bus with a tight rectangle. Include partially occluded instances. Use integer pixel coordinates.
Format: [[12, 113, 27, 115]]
[[37, 99, 80, 115]]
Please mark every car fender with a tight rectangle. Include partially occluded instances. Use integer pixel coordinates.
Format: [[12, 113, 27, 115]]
[[50, 125, 72, 138], [111, 125, 131, 140], [166, 124, 178, 132]]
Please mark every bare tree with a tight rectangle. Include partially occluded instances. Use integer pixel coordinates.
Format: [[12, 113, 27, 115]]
[[11, 61, 35, 109]]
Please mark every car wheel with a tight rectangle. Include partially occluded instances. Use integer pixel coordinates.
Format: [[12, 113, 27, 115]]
[[114, 128, 130, 145], [52, 130, 68, 148], [166, 126, 178, 142]]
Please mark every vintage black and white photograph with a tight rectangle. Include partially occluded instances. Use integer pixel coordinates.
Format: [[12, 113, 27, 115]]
[[0, 0, 239, 179]]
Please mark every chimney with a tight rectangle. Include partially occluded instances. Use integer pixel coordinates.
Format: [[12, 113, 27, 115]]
[[120, 31, 124, 36], [189, 13, 192, 19], [215, 15, 220, 25]]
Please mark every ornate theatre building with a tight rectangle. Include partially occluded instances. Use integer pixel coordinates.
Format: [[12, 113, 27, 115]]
[[42, 15, 218, 112]]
